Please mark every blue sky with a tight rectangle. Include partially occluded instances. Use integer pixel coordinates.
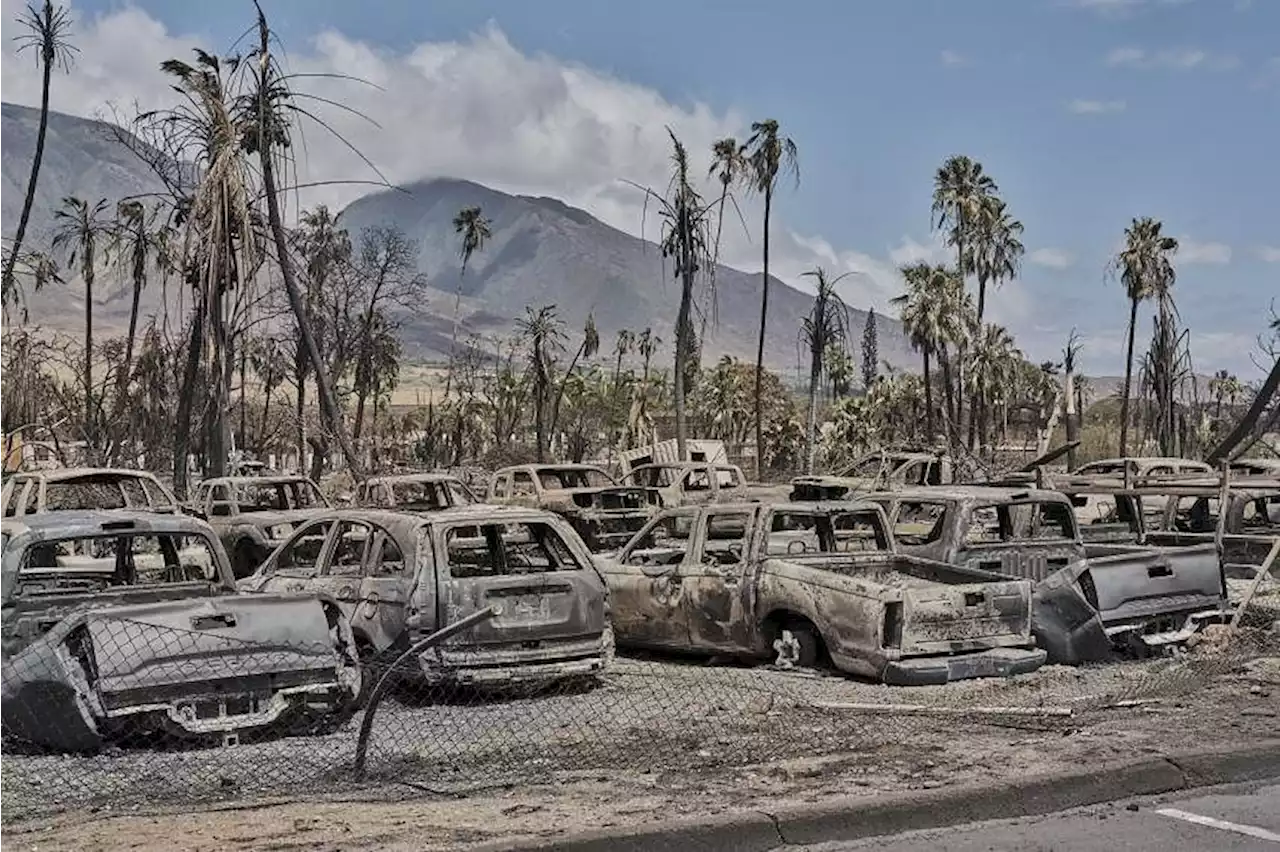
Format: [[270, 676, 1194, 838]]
[[13, 0, 1280, 376]]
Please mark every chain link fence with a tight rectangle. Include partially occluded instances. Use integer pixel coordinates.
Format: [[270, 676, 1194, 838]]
[[4, 573, 1278, 823]]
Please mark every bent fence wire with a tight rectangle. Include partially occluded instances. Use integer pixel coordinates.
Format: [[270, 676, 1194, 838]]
[[4, 579, 1278, 822]]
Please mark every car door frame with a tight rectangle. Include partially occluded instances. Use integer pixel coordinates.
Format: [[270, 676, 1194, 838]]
[[607, 508, 699, 648], [678, 504, 759, 654]]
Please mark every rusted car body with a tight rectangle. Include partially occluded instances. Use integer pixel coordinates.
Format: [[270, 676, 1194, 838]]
[[487, 464, 660, 551], [1, 511, 360, 752], [599, 501, 1045, 685], [2, 468, 180, 517], [240, 506, 611, 685], [622, 462, 781, 507], [864, 487, 1230, 660], [188, 475, 331, 579], [789, 451, 953, 501], [355, 472, 478, 511]]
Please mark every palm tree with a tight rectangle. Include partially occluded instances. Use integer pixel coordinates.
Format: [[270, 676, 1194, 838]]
[[967, 197, 1023, 326], [932, 156, 998, 291], [247, 6, 362, 477], [1112, 216, 1178, 456], [707, 136, 746, 292], [51, 196, 111, 448], [1062, 329, 1083, 470], [742, 119, 799, 480], [446, 205, 492, 396], [549, 313, 600, 454], [800, 268, 852, 473], [967, 323, 1018, 453], [893, 263, 949, 441], [516, 305, 566, 461], [3, 1, 78, 297], [110, 201, 170, 410]]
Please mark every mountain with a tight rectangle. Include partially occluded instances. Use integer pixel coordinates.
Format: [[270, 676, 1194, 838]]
[[2, 102, 913, 371], [336, 178, 913, 369]]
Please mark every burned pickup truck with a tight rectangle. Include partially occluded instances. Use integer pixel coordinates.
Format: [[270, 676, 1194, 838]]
[[1142, 478, 1280, 580], [3, 468, 180, 517], [487, 464, 660, 551], [789, 451, 953, 501], [240, 506, 611, 686], [355, 472, 479, 511], [863, 487, 1230, 659], [1, 511, 360, 752], [622, 461, 785, 507], [599, 501, 1045, 685]]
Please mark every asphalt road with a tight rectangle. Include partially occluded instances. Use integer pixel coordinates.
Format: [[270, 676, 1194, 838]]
[[803, 780, 1280, 851]]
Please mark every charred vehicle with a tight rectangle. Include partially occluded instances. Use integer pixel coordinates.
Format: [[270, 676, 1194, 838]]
[[240, 506, 611, 685], [3, 468, 180, 517], [0, 511, 360, 752], [188, 476, 331, 578], [487, 464, 660, 551], [864, 487, 1230, 660], [1228, 459, 1280, 477], [789, 451, 953, 501], [1069, 457, 1212, 478], [623, 462, 781, 506], [599, 501, 1045, 685], [356, 472, 479, 511], [1142, 478, 1280, 580]]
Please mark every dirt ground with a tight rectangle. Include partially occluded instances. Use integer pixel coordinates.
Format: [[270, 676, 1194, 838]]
[[5, 626, 1278, 852]]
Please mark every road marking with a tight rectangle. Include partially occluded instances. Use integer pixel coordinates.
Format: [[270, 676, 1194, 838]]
[[1155, 808, 1280, 843]]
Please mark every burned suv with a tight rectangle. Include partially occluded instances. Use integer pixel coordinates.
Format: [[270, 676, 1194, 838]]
[[487, 464, 660, 551], [1, 511, 360, 751]]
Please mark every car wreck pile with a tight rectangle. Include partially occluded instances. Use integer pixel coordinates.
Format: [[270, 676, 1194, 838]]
[[1, 452, 1276, 755]]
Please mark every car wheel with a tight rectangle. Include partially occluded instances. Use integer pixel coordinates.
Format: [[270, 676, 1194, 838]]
[[782, 622, 822, 669]]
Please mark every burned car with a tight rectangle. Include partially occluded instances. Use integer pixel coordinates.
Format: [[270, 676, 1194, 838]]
[[3, 468, 180, 517], [240, 506, 611, 686], [188, 475, 331, 578], [623, 461, 763, 506], [1069, 456, 1212, 478], [864, 487, 1230, 660], [789, 451, 953, 501], [355, 472, 478, 511], [1, 511, 360, 752], [487, 464, 660, 551], [1143, 478, 1280, 580], [600, 501, 1045, 685]]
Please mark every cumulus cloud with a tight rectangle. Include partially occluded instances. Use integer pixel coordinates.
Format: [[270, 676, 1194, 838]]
[[1258, 246, 1280, 263], [1028, 248, 1075, 269], [1068, 99, 1127, 115], [887, 234, 952, 267], [939, 50, 968, 67], [1105, 46, 1239, 70], [1178, 238, 1232, 265]]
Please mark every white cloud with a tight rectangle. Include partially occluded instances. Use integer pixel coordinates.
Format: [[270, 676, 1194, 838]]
[[1028, 248, 1076, 269], [939, 50, 968, 67], [1072, 0, 1193, 18], [1178, 237, 1232, 265], [1068, 99, 1127, 115], [1257, 246, 1280, 263], [1105, 46, 1239, 70], [887, 234, 952, 267]]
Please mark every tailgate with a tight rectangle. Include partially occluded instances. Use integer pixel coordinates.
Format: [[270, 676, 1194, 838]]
[[84, 595, 339, 696], [896, 579, 1034, 655], [1075, 543, 1226, 625], [437, 571, 606, 652]]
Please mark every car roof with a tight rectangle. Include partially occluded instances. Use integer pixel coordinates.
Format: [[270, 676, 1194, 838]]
[[365, 472, 462, 485], [7, 467, 163, 482], [200, 475, 317, 486], [1, 509, 214, 539], [865, 485, 1069, 503]]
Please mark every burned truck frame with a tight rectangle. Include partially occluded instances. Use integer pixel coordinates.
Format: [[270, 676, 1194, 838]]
[[864, 486, 1230, 660], [1, 511, 360, 752], [599, 501, 1045, 685]]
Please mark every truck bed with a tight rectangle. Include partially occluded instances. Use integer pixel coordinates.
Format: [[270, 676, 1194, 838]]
[[1074, 542, 1227, 636]]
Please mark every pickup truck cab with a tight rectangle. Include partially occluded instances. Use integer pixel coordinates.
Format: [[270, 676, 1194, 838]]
[[599, 501, 1045, 685], [1142, 478, 1280, 579], [863, 487, 1230, 658], [622, 461, 781, 507], [240, 506, 611, 685]]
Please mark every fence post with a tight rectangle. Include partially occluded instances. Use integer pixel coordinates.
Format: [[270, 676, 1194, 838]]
[[353, 606, 496, 777]]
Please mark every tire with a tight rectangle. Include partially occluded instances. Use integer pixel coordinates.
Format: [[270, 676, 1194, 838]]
[[783, 621, 822, 669]]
